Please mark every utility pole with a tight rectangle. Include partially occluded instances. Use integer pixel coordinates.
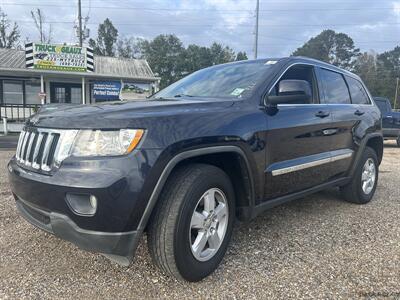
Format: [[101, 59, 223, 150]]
[[78, 0, 83, 47], [394, 77, 399, 110], [254, 0, 259, 59]]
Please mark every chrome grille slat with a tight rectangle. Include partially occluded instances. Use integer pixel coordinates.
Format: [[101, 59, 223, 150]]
[[41, 133, 55, 172], [32, 133, 44, 169], [16, 131, 25, 160], [24, 132, 36, 166], [20, 132, 31, 163], [15, 128, 64, 172]]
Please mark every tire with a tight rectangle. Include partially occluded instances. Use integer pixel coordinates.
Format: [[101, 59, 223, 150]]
[[340, 146, 379, 204], [147, 163, 235, 282], [397, 136, 400, 147]]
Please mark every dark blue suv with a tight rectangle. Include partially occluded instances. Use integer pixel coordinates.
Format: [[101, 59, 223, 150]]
[[8, 57, 383, 281]]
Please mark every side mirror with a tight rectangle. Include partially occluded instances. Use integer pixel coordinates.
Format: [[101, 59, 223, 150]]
[[266, 79, 312, 106]]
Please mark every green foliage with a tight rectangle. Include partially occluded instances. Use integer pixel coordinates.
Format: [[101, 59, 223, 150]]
[[117, 37, 141, 59], [88, 18, 118, 56], [236, 51, 248, 61], [353, 48, 400, 105], [138, 35, 242, 88], [0, 7, 20, 48], [138, 34, 186, 88], [293, 29, 360, 70]]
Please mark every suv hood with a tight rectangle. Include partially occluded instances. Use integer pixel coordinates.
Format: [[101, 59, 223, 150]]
[[27, 98, 234, 129]]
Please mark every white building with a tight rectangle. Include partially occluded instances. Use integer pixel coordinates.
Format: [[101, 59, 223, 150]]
[[0, 45, 159, 129]]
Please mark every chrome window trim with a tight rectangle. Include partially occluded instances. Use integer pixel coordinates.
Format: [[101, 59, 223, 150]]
[[271, 152, 353, 176], [264, 61, 374, 107]]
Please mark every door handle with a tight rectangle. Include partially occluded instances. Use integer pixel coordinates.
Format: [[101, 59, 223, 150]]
[[354, 110, 365, 116], [315, 111, 330, 118]]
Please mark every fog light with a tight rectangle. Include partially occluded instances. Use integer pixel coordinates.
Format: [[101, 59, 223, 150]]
[[90, 195, 98, 210], [66, 193, 98, 216]]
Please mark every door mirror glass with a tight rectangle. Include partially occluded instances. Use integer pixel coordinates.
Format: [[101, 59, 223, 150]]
[[267, 79, 312, 106]]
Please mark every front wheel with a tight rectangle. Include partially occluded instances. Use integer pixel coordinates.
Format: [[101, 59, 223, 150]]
[[340, 147, 379, 204], [147, 164, 235, 282]]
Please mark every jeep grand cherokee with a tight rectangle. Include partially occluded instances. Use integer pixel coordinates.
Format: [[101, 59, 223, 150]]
[[8, 57, 383, 282]]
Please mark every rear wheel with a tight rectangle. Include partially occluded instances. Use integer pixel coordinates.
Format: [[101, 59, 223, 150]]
[[340, 147, 379, 204], [147, 164, 235, 282]]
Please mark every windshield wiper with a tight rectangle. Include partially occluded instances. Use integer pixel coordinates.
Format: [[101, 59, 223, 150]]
[[174, 94, 194, 98]]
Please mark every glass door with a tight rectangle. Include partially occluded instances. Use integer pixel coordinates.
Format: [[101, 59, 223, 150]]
[[50, 83, 82, 104]]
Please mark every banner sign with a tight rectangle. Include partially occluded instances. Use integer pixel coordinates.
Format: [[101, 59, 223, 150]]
[[93, 81, 121, 100], [121, 82, 152, 99], [25, 42, 94, 72]]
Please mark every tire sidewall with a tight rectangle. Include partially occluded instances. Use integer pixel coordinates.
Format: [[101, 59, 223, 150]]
[[173, 169, 235, 282], [356, 148, 379, 203]]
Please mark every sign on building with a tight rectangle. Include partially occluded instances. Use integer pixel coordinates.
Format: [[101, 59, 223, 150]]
[[93, 81, 122, 101], [25, 43, 94, 72]]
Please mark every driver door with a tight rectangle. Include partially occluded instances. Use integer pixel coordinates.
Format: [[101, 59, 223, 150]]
[[263, 64, 336, 200]]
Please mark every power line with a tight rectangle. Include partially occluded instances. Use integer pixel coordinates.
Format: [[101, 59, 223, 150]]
[[0, 2, 398, 12], [13, 20, 400, 27]]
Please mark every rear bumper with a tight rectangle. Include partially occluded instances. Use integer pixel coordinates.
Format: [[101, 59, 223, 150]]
[[15, 195, 141, 266]]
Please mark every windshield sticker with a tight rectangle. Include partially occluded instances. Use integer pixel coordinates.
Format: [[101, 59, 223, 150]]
[[265, 60, 278, 65], [231, 88, 246, 96]]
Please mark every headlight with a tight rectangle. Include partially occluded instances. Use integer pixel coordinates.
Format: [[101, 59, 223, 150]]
[[71, 129, 144, 157]]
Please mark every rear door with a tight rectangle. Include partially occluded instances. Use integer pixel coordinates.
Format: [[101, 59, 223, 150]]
[[263, 64, 336, 200], [316, 68, 360, 177]]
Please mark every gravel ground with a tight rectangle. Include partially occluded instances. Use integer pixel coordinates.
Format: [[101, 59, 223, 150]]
[[0, 143, 399, 299]]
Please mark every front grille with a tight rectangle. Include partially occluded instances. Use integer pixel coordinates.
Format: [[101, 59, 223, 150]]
[[16, 128, 61, 172]]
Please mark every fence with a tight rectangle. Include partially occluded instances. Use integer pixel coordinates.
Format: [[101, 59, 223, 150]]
[[0, 104, 41, 123]]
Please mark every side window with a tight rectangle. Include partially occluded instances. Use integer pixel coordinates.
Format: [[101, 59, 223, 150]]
[[319, 69, 351, 104], [346, 76, 371, 105], [375, 100, 388, 113], [268, 65, 316, 103]]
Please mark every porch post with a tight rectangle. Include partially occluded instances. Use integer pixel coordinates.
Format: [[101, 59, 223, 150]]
[[82, 77, 86, 104], [40, 75, 45, 104]]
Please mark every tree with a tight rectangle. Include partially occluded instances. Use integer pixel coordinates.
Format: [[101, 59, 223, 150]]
[[139, 34, 186, 88], [31, 8, 52, 43], [88, 18, 118, 56], [0, 7, 20, 48], [236, 51, 248, 61], [354, 52, 378, 95], [209, 42, 236, 65], [117, 37, 141, 58], [375, 47, 400, 104], [183, 44, 212, 74], [293, 29, 360, 70]]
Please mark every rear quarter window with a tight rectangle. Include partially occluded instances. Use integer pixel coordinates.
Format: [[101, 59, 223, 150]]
[[319, 69, 351, 104], [346, 76, 371, 105]]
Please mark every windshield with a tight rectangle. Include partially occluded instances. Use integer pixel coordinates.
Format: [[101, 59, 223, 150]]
[[153, 60, 276, 100]]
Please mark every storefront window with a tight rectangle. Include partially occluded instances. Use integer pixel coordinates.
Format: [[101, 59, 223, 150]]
[[25, 82, 41, 104], [71, 87, 82, 104], [3, 80, 23, 104]]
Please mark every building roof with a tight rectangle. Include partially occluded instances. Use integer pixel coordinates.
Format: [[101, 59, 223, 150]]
[[0, 48, 159, 81]]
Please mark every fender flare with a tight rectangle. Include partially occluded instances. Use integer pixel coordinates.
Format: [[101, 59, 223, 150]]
[[348, 132, 383, 178], [136, 145, 255, 231]]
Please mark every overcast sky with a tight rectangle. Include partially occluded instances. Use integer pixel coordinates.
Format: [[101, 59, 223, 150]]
[[2, 0, 400, 58]]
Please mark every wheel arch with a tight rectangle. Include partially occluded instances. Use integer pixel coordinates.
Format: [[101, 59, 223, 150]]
[[348, 133, 383, 177], [138, 146, 255, 232]]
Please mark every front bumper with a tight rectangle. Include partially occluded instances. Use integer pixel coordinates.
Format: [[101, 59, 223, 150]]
[[15, 195, 140, 265], [7, 150, 161, 265]]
